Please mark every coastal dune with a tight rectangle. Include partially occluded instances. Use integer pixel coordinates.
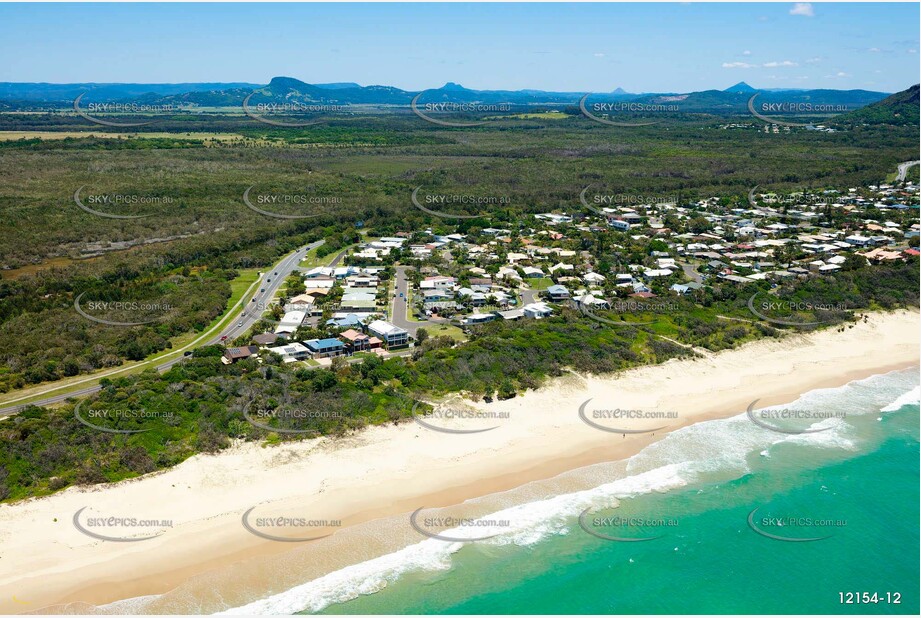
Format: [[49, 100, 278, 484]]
[[0, 309, 918, 614]]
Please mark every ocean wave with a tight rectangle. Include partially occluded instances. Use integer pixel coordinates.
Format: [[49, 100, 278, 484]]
[[184, 369, 921, 614], [217, 464, 691, 615], [881, 385, 921, 412], [217, 409, 866, 614]]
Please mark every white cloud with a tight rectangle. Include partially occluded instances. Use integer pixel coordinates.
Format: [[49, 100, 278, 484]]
[[805, 57, 822, 64], [825, 71, 850, 79], [593, 53, 605, 58], [908, 48, 918, 54], [790, 3, 814, 17], [742, 50, 752, 56], [724, 60, 799, 69], [868, 47, 881, 53]]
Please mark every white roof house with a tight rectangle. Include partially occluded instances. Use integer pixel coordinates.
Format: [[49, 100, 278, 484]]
[[274, 310, 307, 335], [267, 342, 310, 362], [304, 266, 334, 278], [523, 302, 553, 319], [522, 266, 545, 278]]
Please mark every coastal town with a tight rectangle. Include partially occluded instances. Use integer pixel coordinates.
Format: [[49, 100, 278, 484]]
[[227, 177, 920, 365]]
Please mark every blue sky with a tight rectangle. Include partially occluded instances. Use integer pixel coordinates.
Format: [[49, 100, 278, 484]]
[[0, 3, 917, 92]]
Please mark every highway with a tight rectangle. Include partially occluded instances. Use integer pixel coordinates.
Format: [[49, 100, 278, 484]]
[[896, 160, 920, 183], [0, 241, 324, 416]]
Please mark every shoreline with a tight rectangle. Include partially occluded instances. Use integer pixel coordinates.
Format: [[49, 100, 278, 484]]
[[1, 309, 918, 614]]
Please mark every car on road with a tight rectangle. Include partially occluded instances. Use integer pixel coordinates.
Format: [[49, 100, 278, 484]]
[[220, 335, 228, 341], [237, 321, 243, 327], [260, 288, 265, 292], [183, 351, 192, 356]]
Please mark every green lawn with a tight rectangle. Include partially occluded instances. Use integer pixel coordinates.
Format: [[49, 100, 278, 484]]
[[527, 277, 554, 291]]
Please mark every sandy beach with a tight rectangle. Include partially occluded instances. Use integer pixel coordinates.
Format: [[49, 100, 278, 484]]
[[0, 309, 918, 615]]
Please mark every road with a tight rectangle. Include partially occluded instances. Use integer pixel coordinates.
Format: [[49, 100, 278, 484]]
[[327, 245, 351, 267], [679, 260, 704, 283], [896, 160, 920, 183], [390, 265, 422, 335], [390, 265, 447, 336], [0, 241, 324, 416], [519, 286, 540, 306], [221, 240, 323, 343]]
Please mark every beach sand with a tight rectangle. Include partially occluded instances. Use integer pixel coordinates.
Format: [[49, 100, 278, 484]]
[[0, 309, 918, 614]]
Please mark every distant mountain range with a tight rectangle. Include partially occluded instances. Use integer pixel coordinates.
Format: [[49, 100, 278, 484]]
[[0, 77, 906, 115]]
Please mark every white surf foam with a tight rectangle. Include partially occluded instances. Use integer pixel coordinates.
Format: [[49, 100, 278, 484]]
[[881, 385, 921, 412]]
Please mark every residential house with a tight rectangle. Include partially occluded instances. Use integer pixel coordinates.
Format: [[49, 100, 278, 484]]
[[275, 310, 307, 336], [523, 302, 553, 318], [221, 345, 259, 365], [339, 329, 381, 352], [267, 342, 310, 362], [367, 320, 409, 348], [546, 284, 571, 302], [305, 338, 346, 359], [522, 266, 545, 279]]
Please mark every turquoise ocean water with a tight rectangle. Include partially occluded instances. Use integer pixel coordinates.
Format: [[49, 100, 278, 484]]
[[219, 369, 919, 615]]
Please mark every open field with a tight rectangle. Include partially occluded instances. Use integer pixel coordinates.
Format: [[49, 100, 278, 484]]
[[0, 130, 247, 141]]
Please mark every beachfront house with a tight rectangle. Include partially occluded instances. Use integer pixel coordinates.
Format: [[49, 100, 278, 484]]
[[266, 342, 311, 362], [523, 302, 553, 319], [366, 320, 409, 348], [304, 338, 346, 359], [545, 284, 570, 302], [221, 345, 259, 365]]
